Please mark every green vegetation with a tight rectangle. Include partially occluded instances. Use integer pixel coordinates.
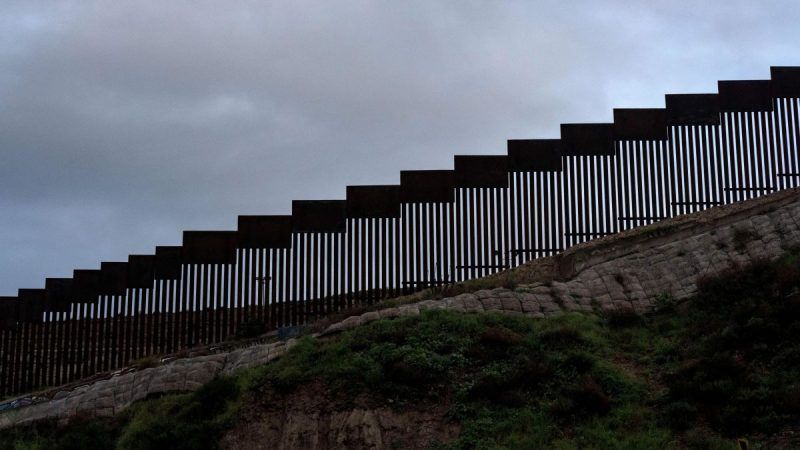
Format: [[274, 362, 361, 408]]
[[0, 374, 243, 450], [3, 251, 800, 449]]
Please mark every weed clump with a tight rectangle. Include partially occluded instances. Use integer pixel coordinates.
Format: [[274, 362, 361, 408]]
[[604, 307, 643, 328]]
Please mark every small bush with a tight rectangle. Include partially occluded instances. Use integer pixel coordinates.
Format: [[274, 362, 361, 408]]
[[539, 324, 585, 347], [479, 326, 522, 347], [682, 427, 736, 450], [117, 376, 241, 450], [562, 351, 596, 374], [660, 401, 698, 431], [732, 227, 758, 251], [605, 307, 643, 328], [654, 292, 676, 312], [551, 377, 611, 419]]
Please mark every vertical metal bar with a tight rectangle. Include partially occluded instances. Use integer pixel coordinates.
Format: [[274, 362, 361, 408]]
[[162, 280, 169, 355], [325, 232, 332, 314], [338, 231, 345, 313], [677, 126, 689, 213], [467, 189, 476, 279], [309, 233, 322, 314], [421, 203, 429, 285], [568, 156, 578, 246], [85, 301, 96, 377], [213, 263, 220, 343], [44, 314, 55, 388], [19, 322, 30, 392], [358, 219, 366, 304], [731, 113, 743, 203], [11, 321, 22, 393], [580, 155, 590, 237], [268, 249, 277, 328], [206, 264, 213, 342], [550, 171, 558, 254], [366, 220, 374, 303], [776, 99, 787, 190], [483, 189, 492, 273], [78, 301, 88, 376], [790, 98, 800, 187], [3, 327, 11, 395], [747, 112, 758, 198], [247, 248, 255, 329], [512, 172, 520, 266], [198, 264, 206, 345], [523, 173, 532, 258], [28, 319, 37, 391], [97, 296, 107, 373], [412, 203, 421, 288], [382, 217, 389, 298], [51, 311, 62, 387], [456, 190, 464, 282], [188, 264, 197, 348], [764, 110, 777, 195], [346, 220, 353, 306], [31, 322, 42, 390], [690, 126, 702, 210], [0, 329, 8, 396]]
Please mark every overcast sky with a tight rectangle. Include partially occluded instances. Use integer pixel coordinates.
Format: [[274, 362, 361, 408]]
[[1, 1, 798, 295]]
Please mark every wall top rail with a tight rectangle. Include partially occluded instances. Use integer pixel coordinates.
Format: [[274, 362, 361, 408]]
[[154, 246, 182, 280], [291, 200, 347, 233], [100, 262, 129, 296], [237, 215, 292, 249], [45, 277, 73, 312], [507, 139, 562, 172], [182, 231, 238, 264], [17, 289, 46, 322], [718, 80, 773, 112], [771, 66, 800, 97], [454, 155, 508, 188], [665, 93, 720, 126], [127, 255, 155, 289], [400, 170, 455, 203], [613, 108, 668, 141], [72, 269, 101, 303], [560, 123, 615, 156], [346, 185, 401, 219], [98, 261, 128, 295], [0, 296, 17, 330]]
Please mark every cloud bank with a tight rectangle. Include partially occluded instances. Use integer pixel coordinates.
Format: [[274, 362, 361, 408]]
[[1, 0, 798, 294]]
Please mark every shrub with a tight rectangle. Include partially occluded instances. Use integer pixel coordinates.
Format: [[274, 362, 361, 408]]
[[116, 376, 241, 450], [479, 326, 523, 347], [660, 401, 697, 431], [551, 377, 611, 419], [654, 292, 676, 312], [539, 324, 585, 347], [732, 227, 758, 251], [605, 307, 643, 328]]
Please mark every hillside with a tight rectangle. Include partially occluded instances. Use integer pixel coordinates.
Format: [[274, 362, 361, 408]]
[[2, 247, 800, 449]]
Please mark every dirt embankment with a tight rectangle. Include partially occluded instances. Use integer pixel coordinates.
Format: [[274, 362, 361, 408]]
[[221, 380, 458, 450]]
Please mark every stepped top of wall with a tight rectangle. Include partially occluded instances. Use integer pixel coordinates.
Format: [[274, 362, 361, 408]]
[[1, 66, 798, 324]]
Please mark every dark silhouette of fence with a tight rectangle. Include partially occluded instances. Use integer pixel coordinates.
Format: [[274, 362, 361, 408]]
[[1, 67, 799, 397]]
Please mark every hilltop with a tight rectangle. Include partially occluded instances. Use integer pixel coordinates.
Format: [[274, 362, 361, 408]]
[[2, 249, 800, 449], [1, 188, 800, 449]]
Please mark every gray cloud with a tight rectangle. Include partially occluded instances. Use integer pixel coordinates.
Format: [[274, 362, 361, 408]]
[[1, 0, 798, 294]]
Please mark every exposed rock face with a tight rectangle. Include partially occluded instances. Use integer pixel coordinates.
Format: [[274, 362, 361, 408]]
[[220, 382, 457, 450], [2, 188, 800, 431], [0, 341, 294, 429]]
